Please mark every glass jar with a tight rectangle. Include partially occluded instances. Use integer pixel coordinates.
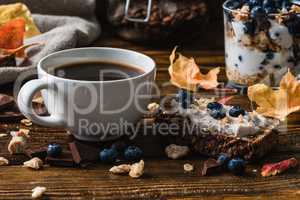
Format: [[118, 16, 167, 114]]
[[223, 0, 300, 87], [106, 0, 209, 44]]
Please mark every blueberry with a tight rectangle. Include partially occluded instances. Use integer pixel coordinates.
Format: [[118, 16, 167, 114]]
[[207, 102, 223, 111], [263, 0, 275, 8], [210, 109, 226, 120], [176, 89, 187, 100], [249, 0, 263, 7], [274, 0, 283, 9], [180, 100, 191, 109], [217, 154, 230, 165], [227, 0, 242, 9], [251, 6, 266, 19], [238, 55, 243, 62], [99, 148, 118, 163], [176, 89, 193, 108], [111, 141, 127, 152], [273, 64, 282, 69], [124, 146, 143, 161], [47, 143, 62, 157], [266, 51, 274, 60], [264, 6, 277, 14], [282, 0, 292, 10], [243, 21, 256, 36], [227, 158, 246, 175], [229, 105, 246, 117], [286, 16, 300, 37], [259, 66, 264, 70], [263, 0, 280, 14]]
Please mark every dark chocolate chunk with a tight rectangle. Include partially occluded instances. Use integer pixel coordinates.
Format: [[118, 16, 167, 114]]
[[25, 146, 48, 161], [201, 158, 222, 176], [46, 152, 76, 167], [69, 140, 101, 164], [7, 154, 29, 165]]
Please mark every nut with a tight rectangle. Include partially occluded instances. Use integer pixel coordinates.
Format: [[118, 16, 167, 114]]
[[233, 5, 250, 21], [129, 160, 144, 178], [291, 5, 300, 13], [109, 164, 131, 174], [31, 186, 46, 199], [195, 97, 215, 109], [183, 163, 194, 172], [0, 157, 9, 166], [21, 118, 32, 126], [23, 157, 43, 170], [165, 144, 189, 159], [147, 102, 160, 113]]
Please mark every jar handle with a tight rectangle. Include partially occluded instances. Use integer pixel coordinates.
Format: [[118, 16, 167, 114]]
[[124, 0, 152, 23]]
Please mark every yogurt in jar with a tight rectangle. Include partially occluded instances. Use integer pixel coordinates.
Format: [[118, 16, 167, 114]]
[[223, 0, 300, 86]]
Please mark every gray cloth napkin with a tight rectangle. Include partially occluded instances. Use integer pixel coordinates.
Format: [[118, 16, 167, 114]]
[[0, 0, 101, 85]]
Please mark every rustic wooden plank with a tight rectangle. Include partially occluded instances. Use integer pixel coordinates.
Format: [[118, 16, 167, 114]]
[[0, 157, 299, 200], [0, 36, 300, 200]]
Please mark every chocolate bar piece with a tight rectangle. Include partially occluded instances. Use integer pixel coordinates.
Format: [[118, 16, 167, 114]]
[[201, 158, 222, 176], [25, 146, 48, 161], [69, 140, 100, 164], [46, 152, 76, 167]]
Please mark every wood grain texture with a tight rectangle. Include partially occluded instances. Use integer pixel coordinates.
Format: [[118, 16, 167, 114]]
[[0, 36, 300, 200]]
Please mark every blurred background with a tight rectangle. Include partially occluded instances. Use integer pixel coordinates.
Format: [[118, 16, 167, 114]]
[[96, 0, 225, 49]]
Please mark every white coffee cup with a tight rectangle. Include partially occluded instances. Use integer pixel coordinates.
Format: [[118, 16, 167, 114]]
[[17, 47, 156, 141]]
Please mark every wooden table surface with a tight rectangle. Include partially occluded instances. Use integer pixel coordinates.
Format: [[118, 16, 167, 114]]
[[1, 36, 300, 200]]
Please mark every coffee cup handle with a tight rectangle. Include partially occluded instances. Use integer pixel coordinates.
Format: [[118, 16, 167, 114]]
[[17, 79, 65, 127]]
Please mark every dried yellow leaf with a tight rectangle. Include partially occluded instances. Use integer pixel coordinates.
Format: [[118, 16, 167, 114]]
[[248, 71, 300, 120], [168, 48, 220, 91], [0, 3, 40, 38]]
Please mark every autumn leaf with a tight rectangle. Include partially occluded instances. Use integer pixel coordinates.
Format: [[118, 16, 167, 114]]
[[0, 3, 40, 38], [0, 43, 41, 59], [261, 158, 298, 177], [248, 70, 300, 120], [0, 18, 25, 49], [168, 48, 220, 91]]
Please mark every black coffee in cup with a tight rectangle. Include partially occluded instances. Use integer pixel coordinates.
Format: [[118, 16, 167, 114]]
[[53, 61, 144, 81]]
